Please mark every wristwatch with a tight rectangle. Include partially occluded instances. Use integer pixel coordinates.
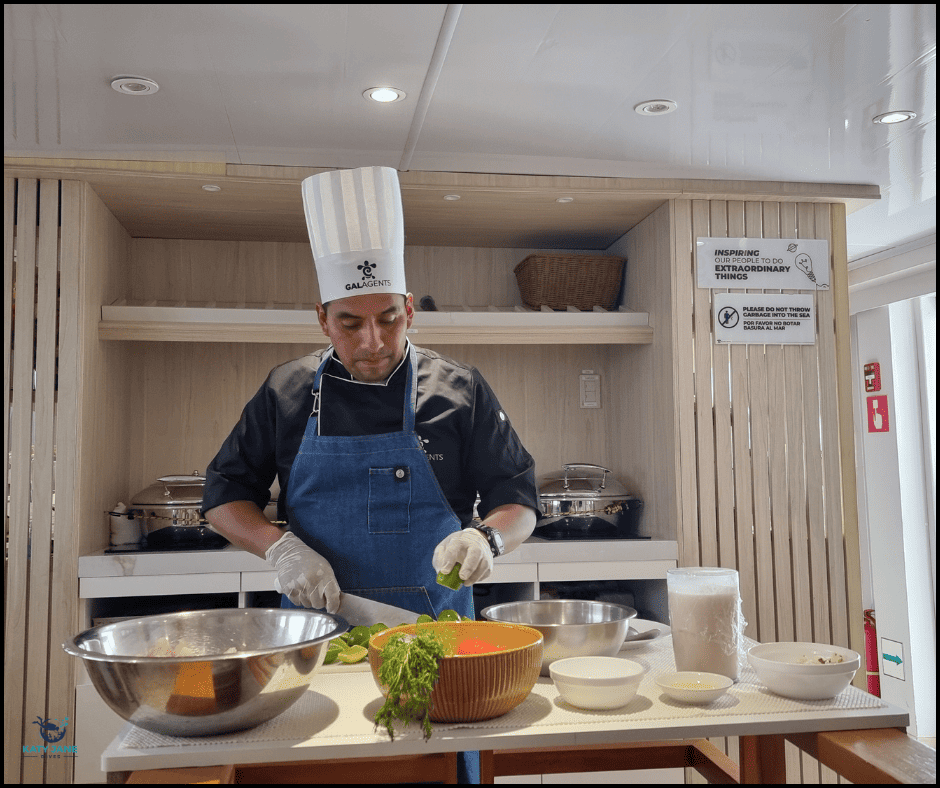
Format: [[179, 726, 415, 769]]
[[470, 523, 505, 558]]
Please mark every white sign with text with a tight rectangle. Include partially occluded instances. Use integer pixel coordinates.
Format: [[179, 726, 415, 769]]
[[697, 237, 830, 289], [714, 293, 816, 345]]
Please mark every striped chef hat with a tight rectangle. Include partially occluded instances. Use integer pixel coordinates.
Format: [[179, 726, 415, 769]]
[[301, 166, 406, 304]]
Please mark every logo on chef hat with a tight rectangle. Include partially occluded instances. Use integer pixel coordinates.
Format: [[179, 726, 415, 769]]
[[358, 261, 377, 280]]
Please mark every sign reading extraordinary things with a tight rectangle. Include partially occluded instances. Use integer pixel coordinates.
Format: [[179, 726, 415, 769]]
[[696, 237, 830, 290]]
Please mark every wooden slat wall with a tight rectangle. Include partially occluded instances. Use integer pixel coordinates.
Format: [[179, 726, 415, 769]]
[[673, 199, 863, 784], [3, 178, 81, 783]]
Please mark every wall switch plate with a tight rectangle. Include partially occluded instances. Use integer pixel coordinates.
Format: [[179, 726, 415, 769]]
[[579, 373, 600, 408]]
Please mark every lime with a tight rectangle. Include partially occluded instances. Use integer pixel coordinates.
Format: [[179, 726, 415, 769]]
[[347, 625, 372, 647], [416, 614, 434, 624], [436, 563, 463, 590], [369, 622, 389, 635], [324, 642, 343, 665], [336, 645, 368, 664], [437, 609, 460, 622]]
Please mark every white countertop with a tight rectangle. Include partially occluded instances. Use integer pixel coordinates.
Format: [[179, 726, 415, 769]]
[[100, 636, 907, 773], [79, 537, 679, 578]]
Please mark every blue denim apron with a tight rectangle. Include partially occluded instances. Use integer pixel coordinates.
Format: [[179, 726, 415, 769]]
[[282, 342, 478, 782]]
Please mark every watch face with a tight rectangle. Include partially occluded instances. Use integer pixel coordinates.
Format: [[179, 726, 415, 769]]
[[477, 525, 503, 556]]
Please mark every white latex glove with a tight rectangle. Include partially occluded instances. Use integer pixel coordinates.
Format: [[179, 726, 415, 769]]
[[432, 528, 494, 586], [265, 531, 341, 613]]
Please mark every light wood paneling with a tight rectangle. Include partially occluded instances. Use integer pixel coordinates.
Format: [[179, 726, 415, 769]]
[[3, 158, 880, 247], [671, 198, 863, 786], [3, 178, 91, 784], [606, 201, 679, 542]]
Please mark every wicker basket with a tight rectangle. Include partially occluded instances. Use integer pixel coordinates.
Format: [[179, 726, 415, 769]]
[[514, 254, 626, 311]]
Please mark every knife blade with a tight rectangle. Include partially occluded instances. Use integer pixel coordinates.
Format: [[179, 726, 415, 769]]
[[336, 593, 421, 627]]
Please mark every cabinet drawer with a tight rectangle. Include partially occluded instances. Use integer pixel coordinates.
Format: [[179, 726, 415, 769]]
[[489, 563, 538, 584], [241, 570, 278, 592], [80, 572, 241, 598], [538, 560, 675, 582]]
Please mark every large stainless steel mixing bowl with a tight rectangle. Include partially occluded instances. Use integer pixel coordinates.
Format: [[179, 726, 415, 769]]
[[481, 600, 636, 676], [63, 608, 347, 736]]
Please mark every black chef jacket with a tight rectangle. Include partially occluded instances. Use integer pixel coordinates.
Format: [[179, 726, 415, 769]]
[[202, 342, 538, 528]]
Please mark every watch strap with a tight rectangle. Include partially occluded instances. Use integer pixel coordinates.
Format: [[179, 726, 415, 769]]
[[471, 523, 504, 557]]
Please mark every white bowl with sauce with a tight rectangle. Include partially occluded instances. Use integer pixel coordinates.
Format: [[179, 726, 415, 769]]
[[747, 642, 860, 700], [656, 671, 732, 704]]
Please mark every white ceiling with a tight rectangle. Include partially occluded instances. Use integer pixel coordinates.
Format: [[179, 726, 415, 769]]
[[4, 3, 936, 262]]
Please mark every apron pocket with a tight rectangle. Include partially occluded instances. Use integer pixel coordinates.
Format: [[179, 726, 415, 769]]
[[368, 466, 412, 533]]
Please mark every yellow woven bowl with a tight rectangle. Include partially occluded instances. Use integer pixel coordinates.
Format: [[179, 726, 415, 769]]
[[368, 621, 543, 722]]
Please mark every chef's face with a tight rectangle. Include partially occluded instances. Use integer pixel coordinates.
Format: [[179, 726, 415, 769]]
[[316, 292, 414, 382]]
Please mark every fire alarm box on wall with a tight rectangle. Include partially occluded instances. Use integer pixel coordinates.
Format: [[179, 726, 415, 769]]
[[864, 362, 881, 392], [867, 395, 890, 433]]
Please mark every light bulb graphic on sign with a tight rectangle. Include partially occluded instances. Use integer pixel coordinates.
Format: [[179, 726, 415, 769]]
[[791, 248, 829, 288], [795, 253, 816, 283]]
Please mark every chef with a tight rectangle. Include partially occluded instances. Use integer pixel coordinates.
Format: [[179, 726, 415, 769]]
[[202, 165, 538, 649]]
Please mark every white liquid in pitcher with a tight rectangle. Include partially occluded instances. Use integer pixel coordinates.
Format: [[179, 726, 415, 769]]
[[669, 588, 740, 680]]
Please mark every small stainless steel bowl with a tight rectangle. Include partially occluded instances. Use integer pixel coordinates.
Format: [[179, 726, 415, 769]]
[[63, 608, 347, 736], [481, 599, 637, 676]]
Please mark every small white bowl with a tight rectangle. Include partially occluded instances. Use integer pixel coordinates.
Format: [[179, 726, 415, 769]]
[[747, 642, 861, 700], [656, 671, 732, 704], [550, 656, 644, 710]]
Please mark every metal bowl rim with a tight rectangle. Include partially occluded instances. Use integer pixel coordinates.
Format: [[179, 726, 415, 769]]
[[480, 599, 638, 626], [62, 608, 348, 663]]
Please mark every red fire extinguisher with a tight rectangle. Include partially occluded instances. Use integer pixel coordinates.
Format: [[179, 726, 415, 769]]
[[864, 609, 881, 697]]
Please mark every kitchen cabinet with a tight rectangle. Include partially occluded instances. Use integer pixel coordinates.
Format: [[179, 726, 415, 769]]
[[6, 159, 874, 783]]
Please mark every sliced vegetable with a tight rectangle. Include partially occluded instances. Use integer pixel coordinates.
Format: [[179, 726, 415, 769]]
[[337, 644, 368, 663], [346, 625, 373, 647], [456, 637, 503, 655], [436, 563, 463, 590], [436, 609, 460, 622]]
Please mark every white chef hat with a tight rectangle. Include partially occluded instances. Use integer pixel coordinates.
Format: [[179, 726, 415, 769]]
[[301, 166, 406, 304]]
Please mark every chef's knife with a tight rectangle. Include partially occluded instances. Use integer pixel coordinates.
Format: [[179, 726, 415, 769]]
[[272, 580, 420, 627], [336, 593, 420, 627]]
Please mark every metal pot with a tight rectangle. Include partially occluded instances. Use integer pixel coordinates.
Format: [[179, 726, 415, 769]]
[[535, 463, 643, 539], [130, 472, 229, 549]]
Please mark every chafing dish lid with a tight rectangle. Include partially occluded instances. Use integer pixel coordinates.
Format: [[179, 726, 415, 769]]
[[536, 463, 635, 500], [130, 472, 206, 507]]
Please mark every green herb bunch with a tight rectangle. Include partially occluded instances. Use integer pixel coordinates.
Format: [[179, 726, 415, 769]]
[[374, 628, 446, 740]]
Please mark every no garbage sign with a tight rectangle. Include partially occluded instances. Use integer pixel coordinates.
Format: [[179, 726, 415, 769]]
[[714, 293, 816, 345]]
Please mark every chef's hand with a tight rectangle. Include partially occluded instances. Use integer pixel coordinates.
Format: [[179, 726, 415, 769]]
[[265, 531, 341, 613], [432, 528, 493, 585]]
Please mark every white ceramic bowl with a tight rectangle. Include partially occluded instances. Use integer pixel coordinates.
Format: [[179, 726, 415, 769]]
[[656, 671, 732, 704], [747, 642, 861, 700], [549, 656, 644, 710]]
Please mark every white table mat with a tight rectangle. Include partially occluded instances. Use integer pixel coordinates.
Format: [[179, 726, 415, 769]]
[[120, 636, 885, 749]]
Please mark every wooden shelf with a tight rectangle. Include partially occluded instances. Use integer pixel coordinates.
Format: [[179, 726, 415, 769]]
[[99, 301, 653, 344]]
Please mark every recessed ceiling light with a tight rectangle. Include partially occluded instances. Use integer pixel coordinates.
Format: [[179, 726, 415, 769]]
[[202, 184, 221, 192], [442, 194, 461, 201], [872, 110, 916, 125], [363, 86, 406, 103], [110, 75, 160, 95], [555, 197, 574, 203], [634, 99, 677, 116]]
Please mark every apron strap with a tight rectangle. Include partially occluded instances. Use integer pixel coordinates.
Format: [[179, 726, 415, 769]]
[[403, 341, 418, 435]]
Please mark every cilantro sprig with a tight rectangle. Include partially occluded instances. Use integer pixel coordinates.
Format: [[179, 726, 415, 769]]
[[374, 628, 446, 740]]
